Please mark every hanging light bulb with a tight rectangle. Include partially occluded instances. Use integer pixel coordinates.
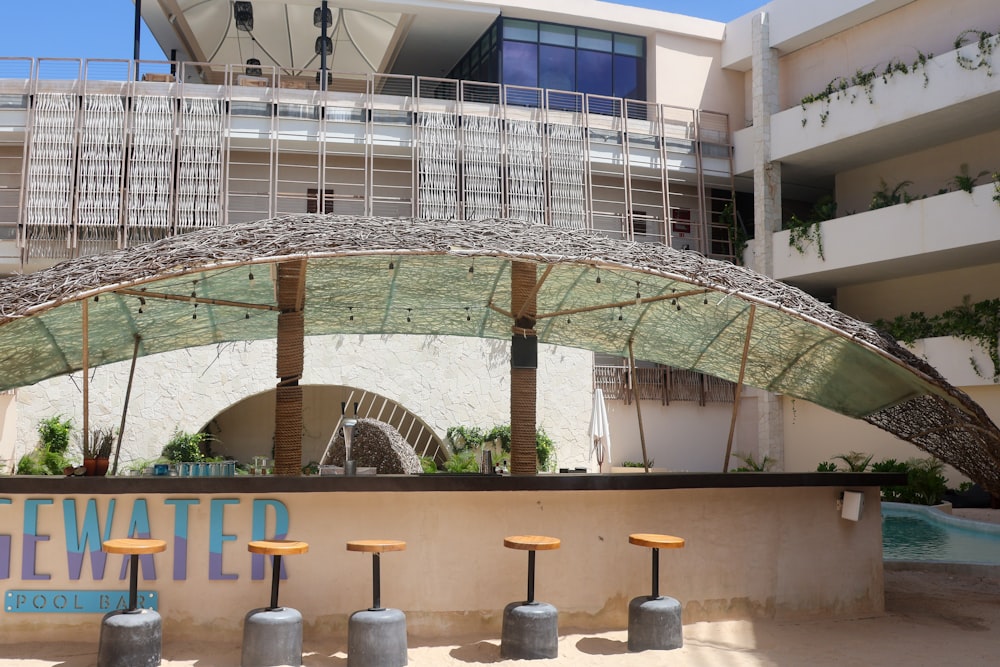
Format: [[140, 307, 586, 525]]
[[618, 307, 623, 321], [245, 311, 250, 320], [137, 297, 145, 315], [467, 262, 475, 280], [248, 269, 255, 282], [388, 259, 395, 272], [93, 295, 99, 303], [406, 308, 412, 323], [465, 307, 471, 322], [349, 307, 354, 322], [635, 281, 641, 304], [595, 272, 601, 284]]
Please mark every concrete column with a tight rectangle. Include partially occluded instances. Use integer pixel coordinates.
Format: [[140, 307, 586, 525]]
[[750, 12, 785, 470]]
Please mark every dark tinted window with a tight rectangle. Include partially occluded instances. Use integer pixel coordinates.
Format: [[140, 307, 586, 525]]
[[503, 40, 538, 87], [539, 45, 575, 92]]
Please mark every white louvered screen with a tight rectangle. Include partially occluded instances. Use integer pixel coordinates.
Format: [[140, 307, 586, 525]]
[[417, 112, 458, 220], [177, 98, 224, 232], [77, 94, 126, 255], [25, 93, 77, 258], [126, 95, 175, 243], [506, 120, 544, 224], [462, 114, 502, 221], [548, 123, 586, 228]]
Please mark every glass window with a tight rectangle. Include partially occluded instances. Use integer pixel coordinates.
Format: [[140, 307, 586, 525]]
[[613, 55, 643, 100], [577, 50, 612, 96], [578, 29, 612, 53], [614, 34, 644, 57], [539, 45, 575, 92], [504, 19, 538, 42], [540, 23, 575, 47], [503, 40, 538, 88]]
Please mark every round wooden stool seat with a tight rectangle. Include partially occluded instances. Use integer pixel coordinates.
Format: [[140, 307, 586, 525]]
[[504, 535, 561, 551], [347, 539, 406, 553], [629, 534, 685, 549], [248, 539, 309, 556], [102, 538, 167, 555]]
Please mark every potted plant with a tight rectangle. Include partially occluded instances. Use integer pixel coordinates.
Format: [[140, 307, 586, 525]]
[[80, 433, 98, 476], [93, 428, 114, 476]]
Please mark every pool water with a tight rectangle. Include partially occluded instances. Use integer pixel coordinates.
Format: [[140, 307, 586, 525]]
[[882, 503, 1000, 564]]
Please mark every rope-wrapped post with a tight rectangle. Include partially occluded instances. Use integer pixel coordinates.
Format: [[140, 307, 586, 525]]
[[510, 261, 538, 475], [275, 261, 306, 475]]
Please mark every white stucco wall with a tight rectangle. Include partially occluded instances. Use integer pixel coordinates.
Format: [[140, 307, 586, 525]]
[[6, 335, 594, 471]]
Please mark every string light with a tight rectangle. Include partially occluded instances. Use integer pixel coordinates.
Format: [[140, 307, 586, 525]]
[[245, 311, 250, 320], [137, 297, 145, 315], [248, 270, 254, 282], [595, 270, 601, 284], [93, 295, 99, 303], [406, 308, 411, 323], [618, 307, 623, 321], [467, 260, 475, 280], [388, 259, 395, 271], [635, 281, 641, 304], [465, 307, 471, 322], [348, 307, 354, 322]]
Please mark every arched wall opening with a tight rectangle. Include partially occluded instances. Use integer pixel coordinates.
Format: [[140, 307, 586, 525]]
[[205, 384, 447, 468]]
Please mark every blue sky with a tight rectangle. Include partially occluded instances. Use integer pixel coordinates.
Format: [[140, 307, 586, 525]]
[[0, 1, 764, 61]]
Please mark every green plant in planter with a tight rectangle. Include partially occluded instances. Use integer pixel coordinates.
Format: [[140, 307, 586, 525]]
[[904, 457, 948, 506], [869, 178, 915, 209], [816, 461, 838, 472], [832, 450, 873, 472], [622, 459, 654, 468], [730, 451, 775, 472], [418, 455, 438, 473], [872, 458, 910, 502], [443, 448, 479, 473], [162, 431, 209, 463], [16, 416, 74, 475], [950, 163, 989, 193], [786, 195, 835, 259]]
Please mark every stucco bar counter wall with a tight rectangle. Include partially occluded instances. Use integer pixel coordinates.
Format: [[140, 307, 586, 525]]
[[0, 473, 897, 643]]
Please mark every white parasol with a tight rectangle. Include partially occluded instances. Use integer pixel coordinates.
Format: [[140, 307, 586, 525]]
[[589, 387, 611, 472]]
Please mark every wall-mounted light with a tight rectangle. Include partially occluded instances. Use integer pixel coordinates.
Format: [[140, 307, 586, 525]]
[[246, 58, 262, 77], [840, 490, 865, 521], [234, 1, 254, 32]]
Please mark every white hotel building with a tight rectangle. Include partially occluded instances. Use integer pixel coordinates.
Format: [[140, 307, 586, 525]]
[[1, 0, 998, 479]]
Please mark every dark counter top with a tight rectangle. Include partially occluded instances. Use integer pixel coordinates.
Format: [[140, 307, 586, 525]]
[[1, 472, 906, 494]]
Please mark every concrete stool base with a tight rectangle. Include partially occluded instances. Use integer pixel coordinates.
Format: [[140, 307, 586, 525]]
[[348, 608, 407, 667], [501, 601, 558, 660], [241, 607, 303, 667], [97, 609, 162, 667], [628, 595, 682, 652]]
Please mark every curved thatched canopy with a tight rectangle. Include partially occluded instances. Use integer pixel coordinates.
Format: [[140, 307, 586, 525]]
[[1, 215, 998, 491]]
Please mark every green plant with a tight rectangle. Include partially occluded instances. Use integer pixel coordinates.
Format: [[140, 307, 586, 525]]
[[872, 458, 910, 501], [719, 202, 747, 265], [950, 163, 989, 193], [622, 459, 654, 468], [445, 425, 485, 452], [90, 428, 114, 459], [904, 457, 948, 506], [443, 448, 479, 473], [162, 431, 208, 463], [786, 195, 835, 259], [832, 451, 873, 472], [730, 451, 775, 472], [38, 415, 72, 454], [955, 29, 996, 76], [419, 455, 438, 473], [816, 461, 838, 472], [869, 178, 915, 209], [874, 295, 1000, 380], [534, 428, 556, 472]]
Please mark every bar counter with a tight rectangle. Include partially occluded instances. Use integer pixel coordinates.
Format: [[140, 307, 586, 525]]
[[1, 473, 900, 644]]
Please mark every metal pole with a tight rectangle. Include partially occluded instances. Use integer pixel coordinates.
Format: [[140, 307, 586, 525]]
[[133, 0, 142, 66], [372, 553, 381, 610], [82, 299, 89, 460], [128, 554, 139, 611], [112, 335, 141, 476], [320, 0, 329, 92], [628, 339, 649, 472], [526, 551, 536, 604], [723, 304, 756, 472], [269, 554, 282, 609], [651, 548, 660, 599]]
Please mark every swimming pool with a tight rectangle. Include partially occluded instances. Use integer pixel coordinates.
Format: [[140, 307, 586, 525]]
[[882, 502, 1000, 564]]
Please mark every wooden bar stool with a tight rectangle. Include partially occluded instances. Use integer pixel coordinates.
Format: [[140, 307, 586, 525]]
[[627, 533, 685, 652], [241, 539, 309, 667], [501, 535, 560, 660], [346, 539, 407, 667], [98, 538, 167, 667]]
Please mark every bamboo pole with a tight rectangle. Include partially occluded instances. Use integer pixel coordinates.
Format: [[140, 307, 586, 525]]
[[627, 338, 649, 473], [111, 335, 141, 476], [723, 304, 756, 472], [81, 299, 89, 458]]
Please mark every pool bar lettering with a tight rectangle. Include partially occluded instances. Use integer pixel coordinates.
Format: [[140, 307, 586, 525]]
[[0, 497, 289, 583], [5, 589, 159, 613]]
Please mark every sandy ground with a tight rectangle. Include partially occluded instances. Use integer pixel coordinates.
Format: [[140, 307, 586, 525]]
[[3, 509, 998, 666]]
